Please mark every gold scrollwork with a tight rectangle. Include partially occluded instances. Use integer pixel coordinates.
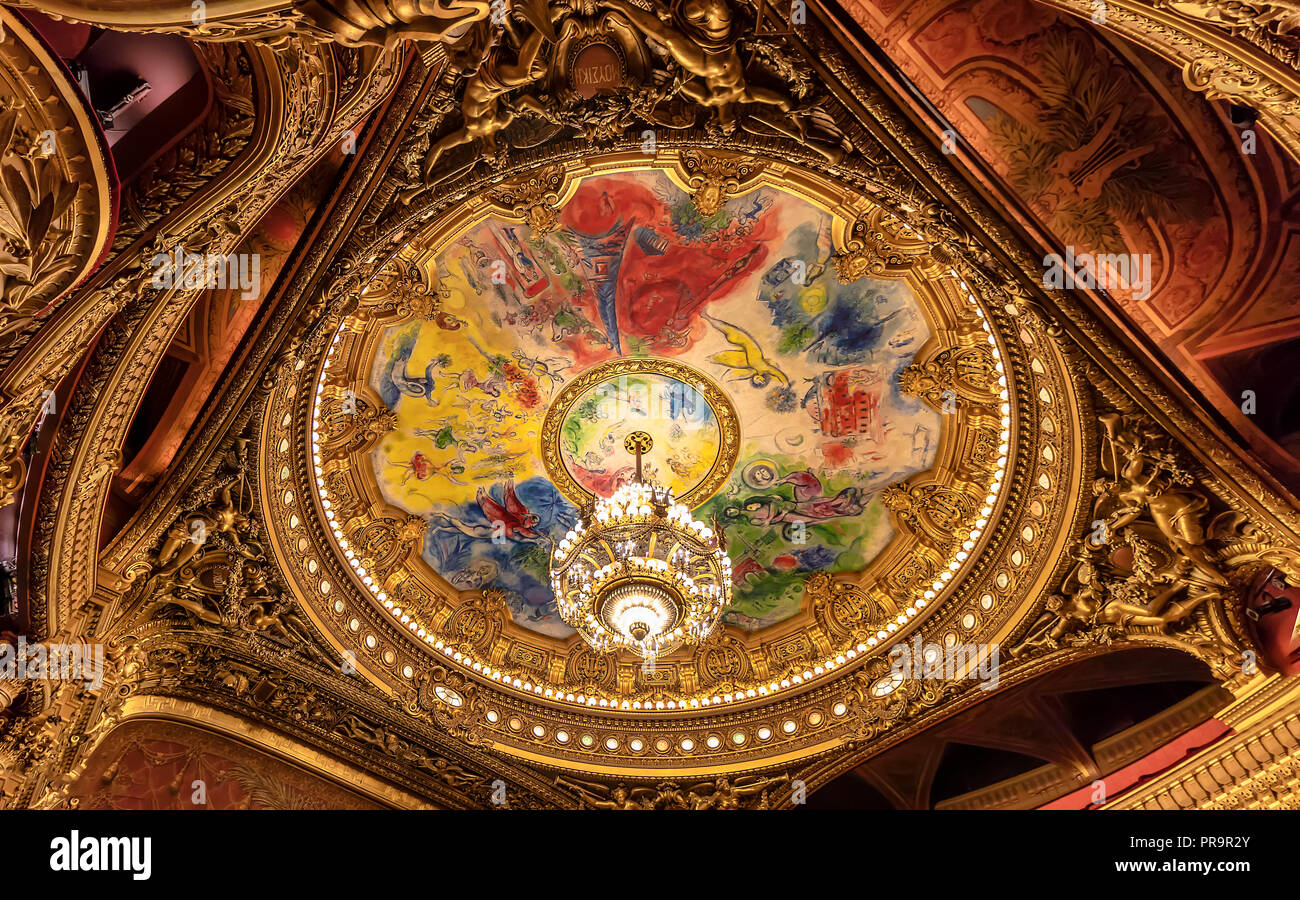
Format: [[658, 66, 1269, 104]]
[[489, 164, 567, 235], [679, 150, 765, 216], [1008, 407, 1300, 680], [881, 480, 980, 549], [807, 572, 886, 638], [833, 207, 935, 282], [693, 633, 754, 690], [897, 344, 1001, 413], [442, 591, 508, 651]]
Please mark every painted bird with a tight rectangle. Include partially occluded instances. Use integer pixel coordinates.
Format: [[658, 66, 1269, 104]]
[[701, 312, 790, 388], [476, 481, 542, 540]]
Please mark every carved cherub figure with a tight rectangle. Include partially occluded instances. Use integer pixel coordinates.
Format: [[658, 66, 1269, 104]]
[[245, 598, 314, 645], [1096, 574, 1214, 629], [686, 773, 788, 809], [153, 475, 254, 576], [1010, 541, 1219, 658], [1094, 413, 1227, 590], [555, 776, 655, 809], [415, 754, 481, 787], [420, 1, 560, 175], [350, 0, 494, 48], [107, 637, 149, 683], [142, 584, 224, 627], [601, 0, 838, 159]]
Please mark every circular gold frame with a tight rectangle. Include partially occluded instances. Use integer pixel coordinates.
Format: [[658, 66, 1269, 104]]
[[538, 356, 741, 510]]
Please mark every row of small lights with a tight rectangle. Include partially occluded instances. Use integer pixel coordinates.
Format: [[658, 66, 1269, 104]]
[[310, 278, 1013, 711], [484, 703, 851, 752]]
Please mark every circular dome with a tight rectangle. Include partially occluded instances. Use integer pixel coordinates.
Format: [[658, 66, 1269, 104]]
[[259, 151, 1051, 776]]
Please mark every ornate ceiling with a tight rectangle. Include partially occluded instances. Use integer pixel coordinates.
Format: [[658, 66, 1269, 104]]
[[266, 150, 1017, 774], [3, 0, 1300, 811], [840, 0, 1300, 490]]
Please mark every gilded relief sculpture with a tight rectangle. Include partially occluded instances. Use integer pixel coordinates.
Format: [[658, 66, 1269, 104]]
[[419, 2, 560, 174], [598, 0, 841, 159], [1009, 406, 1293, 680], [395, 0, 850, 199], [556, 772, 788, 808], [14, 0, 495, 48]]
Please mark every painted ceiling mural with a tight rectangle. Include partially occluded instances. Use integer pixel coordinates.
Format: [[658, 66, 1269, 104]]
[[839, 0, 1300, 489], [369, 170, 938, 637], [69, 721, 383, 810]]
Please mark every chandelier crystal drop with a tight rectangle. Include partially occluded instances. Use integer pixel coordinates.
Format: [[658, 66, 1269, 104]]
[[549, 432, 732, 659]]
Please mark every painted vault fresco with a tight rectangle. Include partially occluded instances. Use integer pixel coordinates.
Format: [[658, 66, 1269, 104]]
[[841, 0, 1300, 488], [370, 170, 938, 637]]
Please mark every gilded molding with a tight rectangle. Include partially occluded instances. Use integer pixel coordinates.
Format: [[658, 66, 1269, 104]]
[[0, 9, 116, 355], [536, 355, 742, 510], [0, 43, 258, 519], [0, 10, 119, 507], [33, 40, 401, 639], [13, 0, 492, 48], [257, 121, 1063, 776], [13, 0, 1300, 804], [1107, 678, 1300, 809]]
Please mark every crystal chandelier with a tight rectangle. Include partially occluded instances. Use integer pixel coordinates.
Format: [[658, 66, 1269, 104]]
[[550, 432, 732, 659]]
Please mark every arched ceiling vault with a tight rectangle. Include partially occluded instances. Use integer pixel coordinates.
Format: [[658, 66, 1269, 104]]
[[27, 39, 406, 640], [4, 0, 1300, 809], [806, 647, 1227, 808], [0, 9, 119, 510], [829, 0, 1300, 496]]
